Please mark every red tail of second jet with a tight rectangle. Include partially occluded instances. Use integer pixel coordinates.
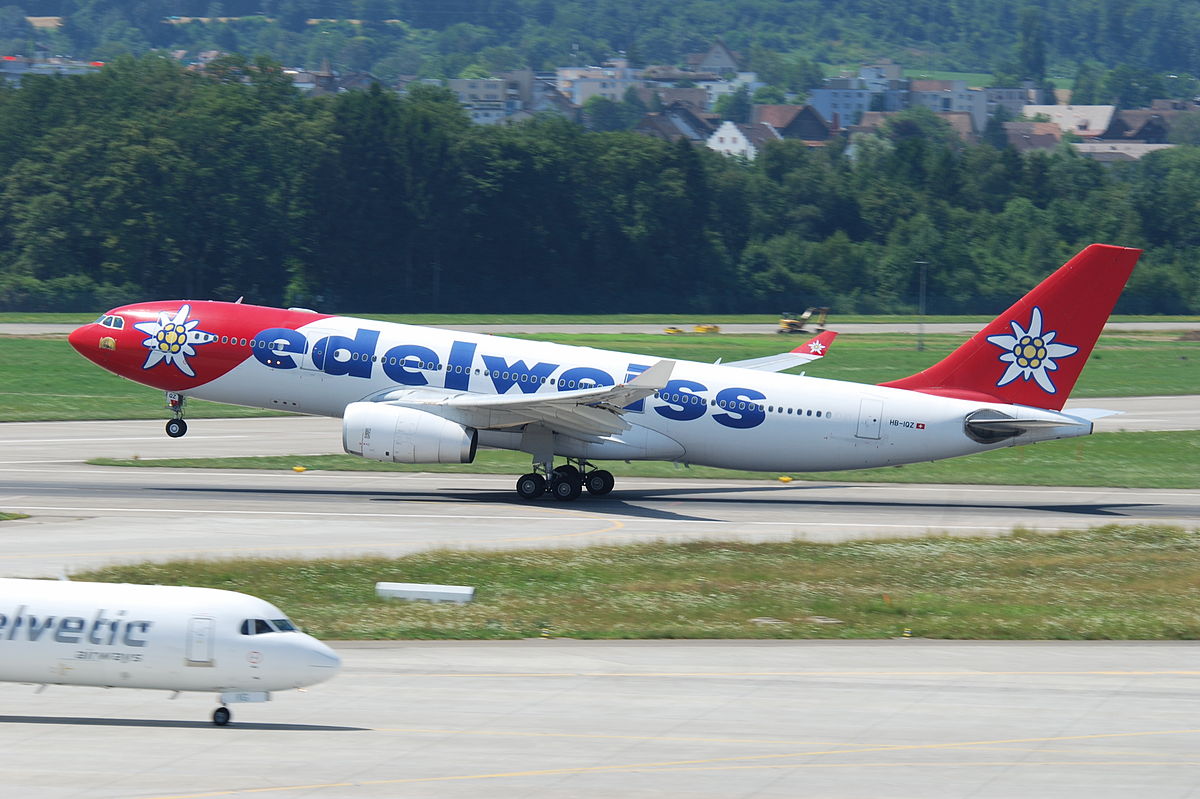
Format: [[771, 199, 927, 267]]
[[881, 244, 1141, 410]]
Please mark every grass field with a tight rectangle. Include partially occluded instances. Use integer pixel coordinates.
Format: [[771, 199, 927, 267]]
[[74, 525, 1200, 640], [88, 429, 1200, 489], [2, 331, 1197, 421], [0, 337, 292, 421]]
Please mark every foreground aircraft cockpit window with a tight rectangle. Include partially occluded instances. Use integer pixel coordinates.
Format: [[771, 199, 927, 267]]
[[240, 618, 300, 635]]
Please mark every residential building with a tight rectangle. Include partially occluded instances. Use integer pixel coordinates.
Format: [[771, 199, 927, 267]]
[[1073, 141, 1175, 162], [1002, 121, 1063, 152], [685, 40, 743, 73], [986, 82, 1048, 117], [809, 78, 872, 126], [706, 120, 781, 159], [908, 79, 988, 134], [444, 77, 513, 124], [704, 72, 763, 109], [752, 105, 838, 143], [1098, 110, 1179, 143], [1023, 105, 1115, 138], [556, 57, 642, 105]]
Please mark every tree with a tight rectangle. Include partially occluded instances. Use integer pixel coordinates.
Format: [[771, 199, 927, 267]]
[[1168, 112, 1200, 145], [714, 85, 751, 122], [1016, 7, 1046, 81], [1071, 62, 1104, 104]]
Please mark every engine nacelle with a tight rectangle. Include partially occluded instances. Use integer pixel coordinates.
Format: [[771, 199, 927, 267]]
[[343, 403, 477, 464]]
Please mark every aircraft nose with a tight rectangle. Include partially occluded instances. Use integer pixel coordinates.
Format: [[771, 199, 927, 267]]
[[68, 323, 93, 356], [306, 639, 342, 679]]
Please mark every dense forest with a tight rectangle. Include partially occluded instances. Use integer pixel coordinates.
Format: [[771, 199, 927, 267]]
[[5, 0, 1200, 84], [0, 56, 1196, 314]]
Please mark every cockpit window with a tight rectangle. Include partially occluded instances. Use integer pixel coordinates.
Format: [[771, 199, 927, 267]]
[[95, 314, 125, 330], [272, 619, 297, 632], [240, 618, 282, 635]]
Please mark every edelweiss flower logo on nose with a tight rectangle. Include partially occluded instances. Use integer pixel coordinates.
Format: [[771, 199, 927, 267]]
[[132, 304, 216, 377], [985, 306, 1078, 394]]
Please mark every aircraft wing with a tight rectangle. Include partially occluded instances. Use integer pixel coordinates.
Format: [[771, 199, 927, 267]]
[[373, 359, 675, 438], [723, 331, 837, 372]]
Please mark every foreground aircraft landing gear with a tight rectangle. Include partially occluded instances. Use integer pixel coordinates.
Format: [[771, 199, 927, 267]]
[[165, 392, 188, 438], [516, 472, 547, 500], [583, 469, 615, 496], [213, 706, 231, 726], [515, 459, 614, 501]]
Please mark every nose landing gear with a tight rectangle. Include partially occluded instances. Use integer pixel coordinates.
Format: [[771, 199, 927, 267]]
[[165, 392, 188, 438], [515, 458, 615, 501]]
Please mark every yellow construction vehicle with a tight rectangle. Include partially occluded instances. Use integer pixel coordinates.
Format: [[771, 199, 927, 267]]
[[778, 307, 829, 334]]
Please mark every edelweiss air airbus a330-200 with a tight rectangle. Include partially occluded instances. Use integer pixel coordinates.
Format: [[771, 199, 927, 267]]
[[0, 578, 340, 725], [69, 244, 1140, 501]]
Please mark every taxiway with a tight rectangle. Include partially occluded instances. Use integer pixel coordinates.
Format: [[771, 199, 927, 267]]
[[2, 639, 1199, 798]]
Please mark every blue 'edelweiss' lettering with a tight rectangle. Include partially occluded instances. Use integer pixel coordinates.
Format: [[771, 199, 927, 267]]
[[253, 328, 769, 428], [312, 329, 378, 379], [382, 344, 440, 386], [482, 355, 558, 394]]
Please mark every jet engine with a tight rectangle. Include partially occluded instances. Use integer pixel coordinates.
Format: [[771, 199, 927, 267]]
[[343, 403, 477, 464]]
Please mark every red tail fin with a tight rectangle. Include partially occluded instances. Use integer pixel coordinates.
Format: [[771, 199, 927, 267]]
[[880, 244, 1141, 410]]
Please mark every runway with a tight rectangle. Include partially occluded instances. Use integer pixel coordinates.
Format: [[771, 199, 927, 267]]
[[2, 639, 1199, 798], [0, 411, 1197, 578]]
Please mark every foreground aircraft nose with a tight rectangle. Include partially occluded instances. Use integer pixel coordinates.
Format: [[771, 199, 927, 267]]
[[305, 639, 342, 681]]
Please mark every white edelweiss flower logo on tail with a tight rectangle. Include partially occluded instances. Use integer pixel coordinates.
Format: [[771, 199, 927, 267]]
[[985, 306, 1078, 394], [132, 304, 217, 377]]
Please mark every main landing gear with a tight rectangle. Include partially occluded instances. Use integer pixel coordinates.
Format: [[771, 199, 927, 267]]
[[165, 392, 188, 438], [516, 458, 614, 502]]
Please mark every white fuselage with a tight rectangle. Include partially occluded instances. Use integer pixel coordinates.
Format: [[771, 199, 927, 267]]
[[0, 579, 340, 692], [184, 316, 1093, 470]]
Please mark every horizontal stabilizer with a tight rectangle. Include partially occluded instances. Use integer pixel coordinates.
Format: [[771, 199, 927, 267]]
[[1063, 408, 1124, 421], [724, 330, 838, 372]]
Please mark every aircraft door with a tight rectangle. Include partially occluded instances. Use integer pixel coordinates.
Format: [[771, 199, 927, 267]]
[[185, 616, 216, 667], [856, 397, 883, 439]]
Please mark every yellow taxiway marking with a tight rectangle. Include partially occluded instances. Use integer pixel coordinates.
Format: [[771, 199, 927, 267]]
[[141, 728, 1200, 798]]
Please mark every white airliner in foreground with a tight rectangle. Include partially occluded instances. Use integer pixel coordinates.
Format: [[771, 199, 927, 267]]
[[0, 578, 341, 725], [68, 244, 1141, 500]]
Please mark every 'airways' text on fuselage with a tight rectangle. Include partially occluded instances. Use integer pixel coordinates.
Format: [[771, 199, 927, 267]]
[[250, 326, 769, 430]]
